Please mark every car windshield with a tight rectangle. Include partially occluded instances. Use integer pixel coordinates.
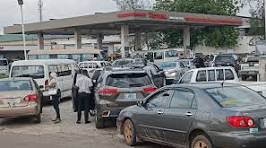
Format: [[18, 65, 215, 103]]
[[106, 73, 152, 88], [160, 62, 177, 70], [112, 60, 134, 67], [0, 60, 8, 66], [215, 56, 234, 62], [206, 86, 266, 108], [11, 65, 45, 79], [0, 80, 32, 91]]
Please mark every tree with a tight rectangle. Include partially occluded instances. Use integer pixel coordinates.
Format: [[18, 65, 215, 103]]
[[153, 0, 240, 49], [113, 0, 152, 10], [241, 0, 264, 36]]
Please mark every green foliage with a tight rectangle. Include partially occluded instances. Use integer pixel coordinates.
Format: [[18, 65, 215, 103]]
[[152, 0, 240, 49]]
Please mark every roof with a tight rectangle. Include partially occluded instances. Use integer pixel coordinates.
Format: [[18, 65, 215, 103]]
[[170, 82, 242, 89], [12, 59, 76, 65], [4, 10, 243, 35], [188, 66, 235, 72]]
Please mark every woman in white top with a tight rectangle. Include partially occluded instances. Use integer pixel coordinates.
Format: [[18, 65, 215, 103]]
[[47, 72, 61, 123]]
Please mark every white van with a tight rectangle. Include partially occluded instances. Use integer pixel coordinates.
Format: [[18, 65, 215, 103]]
[[10, 59, 78, 100]]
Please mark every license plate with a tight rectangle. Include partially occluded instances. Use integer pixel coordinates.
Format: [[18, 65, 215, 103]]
[[126, 93, 137, 100]]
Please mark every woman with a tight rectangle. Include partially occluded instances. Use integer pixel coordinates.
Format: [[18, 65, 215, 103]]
[[47, 72, 61, 124]]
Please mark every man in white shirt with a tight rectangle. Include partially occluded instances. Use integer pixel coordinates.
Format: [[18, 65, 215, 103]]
[[75, 70, 93, 124]]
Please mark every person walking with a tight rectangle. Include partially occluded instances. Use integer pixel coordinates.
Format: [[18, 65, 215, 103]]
[[47, 72, 61, 124], [75, 70, 93, 124]]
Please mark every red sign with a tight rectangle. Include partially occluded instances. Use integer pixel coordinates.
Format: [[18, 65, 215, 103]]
[[117, 12, 169, 20]]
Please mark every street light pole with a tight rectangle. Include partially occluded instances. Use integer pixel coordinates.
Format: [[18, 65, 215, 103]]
[[17, 0, 27, 60]]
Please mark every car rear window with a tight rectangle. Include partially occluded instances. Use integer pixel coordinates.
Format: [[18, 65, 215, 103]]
[[106, 73, 152, 88], [0, 80, 33, 91], [206, 86, 266, 108]]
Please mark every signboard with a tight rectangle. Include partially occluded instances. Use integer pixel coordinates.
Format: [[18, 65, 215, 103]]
[[118, 12, 169, 20]]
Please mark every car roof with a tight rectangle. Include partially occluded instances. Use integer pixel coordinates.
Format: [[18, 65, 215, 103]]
[[0, 77, 33, 81], [169, 82, 242, 90], [12, 59, 76, 65], [188, 66, 234, 72]]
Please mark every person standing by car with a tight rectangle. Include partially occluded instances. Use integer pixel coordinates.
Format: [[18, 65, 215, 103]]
[[75, 70, 93, 124], [47, 72, 61, 124]]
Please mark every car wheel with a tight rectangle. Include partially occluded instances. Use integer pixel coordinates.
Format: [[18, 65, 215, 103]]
[[33, 114, 41, 123], [95, 108, 105, 129], [191, 135, 212, 148], [123, 119, 137, 146]]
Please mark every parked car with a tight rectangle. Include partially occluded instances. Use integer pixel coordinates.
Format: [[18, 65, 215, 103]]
[[94, 69, 157, 128], [10, 59, 77, 102], [159, 61, 187, 84], [212, 54, 240, 73], [117, 83, 266, 148], [178, 66, 266, 97], [0, 78, 42, 123], [79, 61, 111, 77], [240, 56, 259, 81]]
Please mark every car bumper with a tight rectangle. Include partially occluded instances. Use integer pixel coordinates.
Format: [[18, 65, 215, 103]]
[[0, 104, 39, 118], [209, 131, 266, 148], [97, 105, 126, 118]]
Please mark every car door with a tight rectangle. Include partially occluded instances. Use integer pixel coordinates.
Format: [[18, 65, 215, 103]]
[[162, 88, 197, 146], [151, 64, 165, 88], [135, 89, 173, 142]]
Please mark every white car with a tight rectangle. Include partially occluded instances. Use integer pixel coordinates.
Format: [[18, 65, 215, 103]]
[[178, 66, 266, 97], [79, 61, 111, 77]]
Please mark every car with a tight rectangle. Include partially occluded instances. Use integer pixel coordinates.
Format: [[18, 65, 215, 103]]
[[0, 78, 42, 123], [117, 83, 266, 148], [78, 61, 111, 77], [212, 54, 240, 73], [240, 56, 259, 81], [94, 68, 157, 129], [159, 61, 187, 84]]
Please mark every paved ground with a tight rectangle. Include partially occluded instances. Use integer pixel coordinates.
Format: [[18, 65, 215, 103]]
[[0, 99, 169, 148]]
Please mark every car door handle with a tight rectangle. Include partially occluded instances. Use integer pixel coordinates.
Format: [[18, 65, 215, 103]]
[[185, 112, 193, 117], [157, 111, 164, 115]]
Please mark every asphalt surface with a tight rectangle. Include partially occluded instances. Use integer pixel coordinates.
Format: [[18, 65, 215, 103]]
[[0, 99, 169, 148]]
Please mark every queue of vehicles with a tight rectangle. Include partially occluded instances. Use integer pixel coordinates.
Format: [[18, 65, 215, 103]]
[[2, 54, 266, 148]]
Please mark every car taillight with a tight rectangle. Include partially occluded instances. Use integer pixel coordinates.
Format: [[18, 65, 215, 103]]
[[226, 116, 255, 128], [143, 87, 157, 93], [24, 94, 38, 102], [98, 88, 118, 96]]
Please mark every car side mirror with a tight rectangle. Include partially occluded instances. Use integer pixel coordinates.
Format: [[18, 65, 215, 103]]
[[137, 100, 145, 107]]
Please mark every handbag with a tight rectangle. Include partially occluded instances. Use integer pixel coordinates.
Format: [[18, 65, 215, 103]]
[[48, 88, 58, 96]]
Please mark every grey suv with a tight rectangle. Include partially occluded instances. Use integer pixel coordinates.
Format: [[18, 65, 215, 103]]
[[95, 69, 157, 128]]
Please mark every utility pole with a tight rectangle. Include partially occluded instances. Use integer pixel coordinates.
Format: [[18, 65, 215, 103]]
[[17, 0, 27, 60], [38, 0, 43, 22]]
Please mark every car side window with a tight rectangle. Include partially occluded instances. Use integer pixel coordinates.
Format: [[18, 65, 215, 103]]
[[180, 71, 193, 84], [225, 69, 234, 80], [146, 90, 173, 109], [216, 69, 224, 81], [196, 70, 207, 82], [170, 89, 195, 109], [208, 70, 215, 81]]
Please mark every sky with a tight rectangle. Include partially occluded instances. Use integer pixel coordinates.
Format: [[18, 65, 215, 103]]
[[0, 0, 251, 35], [0, 0, 118, 34]]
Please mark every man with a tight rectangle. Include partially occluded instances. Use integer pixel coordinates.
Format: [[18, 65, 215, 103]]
[[75, 70, 93, 124]]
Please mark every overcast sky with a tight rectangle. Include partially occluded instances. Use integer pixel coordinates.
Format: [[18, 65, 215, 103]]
[[0, 0, 250, 34], [0, 0, 118, 34]]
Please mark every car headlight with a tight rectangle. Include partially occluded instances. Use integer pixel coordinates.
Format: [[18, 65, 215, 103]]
[[165, 71, 177, 77]]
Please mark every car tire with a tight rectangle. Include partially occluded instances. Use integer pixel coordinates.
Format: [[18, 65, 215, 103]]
[[123, 119, 137, 146], [95, 109, 104, 129], [190, 134, 212, 148], [33, 114, 41, 123]]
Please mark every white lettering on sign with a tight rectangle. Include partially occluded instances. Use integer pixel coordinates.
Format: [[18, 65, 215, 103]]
[[169, 16, 185, 21]]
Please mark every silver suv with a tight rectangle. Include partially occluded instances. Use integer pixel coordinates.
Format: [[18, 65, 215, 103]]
[[95, 69, 157, 128]]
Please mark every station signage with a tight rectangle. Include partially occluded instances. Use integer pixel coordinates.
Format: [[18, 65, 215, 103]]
[[117, 12, 169, 20]]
